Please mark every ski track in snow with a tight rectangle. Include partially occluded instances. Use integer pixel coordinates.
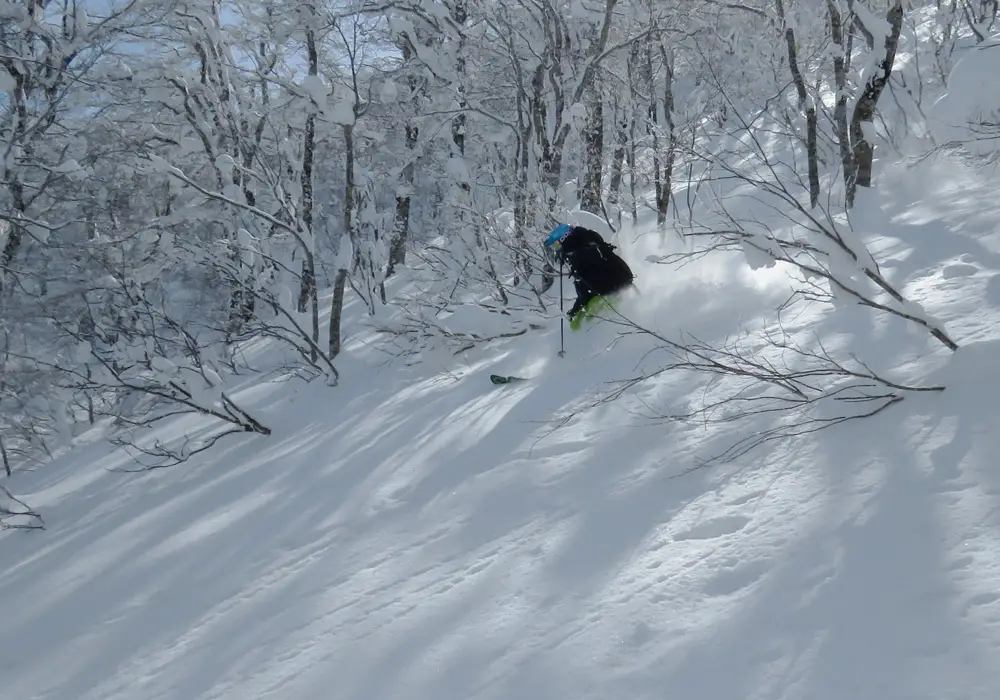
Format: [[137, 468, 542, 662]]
[[4, 159, 1000, 699]]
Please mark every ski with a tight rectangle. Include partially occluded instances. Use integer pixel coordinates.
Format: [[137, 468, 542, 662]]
[[490, 374, 527, 385]]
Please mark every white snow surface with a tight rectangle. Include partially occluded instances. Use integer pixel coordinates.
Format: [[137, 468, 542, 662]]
[[930, 36, 1000, 153], [6, 158, 1000, 700], [0, 67, 15, 92]]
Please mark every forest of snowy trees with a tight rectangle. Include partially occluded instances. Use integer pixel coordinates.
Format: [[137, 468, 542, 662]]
[[0, 0, 995, 482]]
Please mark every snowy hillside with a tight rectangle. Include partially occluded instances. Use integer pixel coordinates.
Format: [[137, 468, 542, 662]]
[[4, 150, 1000, 700], [4, 2, 1000, 696]]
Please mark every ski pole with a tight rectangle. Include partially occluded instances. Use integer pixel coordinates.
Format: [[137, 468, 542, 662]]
[[558, 259, 566, 357]]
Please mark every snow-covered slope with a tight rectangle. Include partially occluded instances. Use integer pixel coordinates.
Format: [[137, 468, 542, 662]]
[[4, 156, 1000, 700]]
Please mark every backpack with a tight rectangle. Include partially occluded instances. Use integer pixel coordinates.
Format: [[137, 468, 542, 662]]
[[563, 227, 634, 291]]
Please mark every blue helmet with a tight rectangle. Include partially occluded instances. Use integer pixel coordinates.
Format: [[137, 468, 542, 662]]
[[545, 223, 572, 248]]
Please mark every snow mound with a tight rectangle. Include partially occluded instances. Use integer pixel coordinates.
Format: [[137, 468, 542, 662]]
[[930, 38, 1000, 153], [4, 159, 1000, 700]]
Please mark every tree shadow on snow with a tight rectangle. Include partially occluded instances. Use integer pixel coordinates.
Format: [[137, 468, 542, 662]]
[[612, 367, 1000, 700]]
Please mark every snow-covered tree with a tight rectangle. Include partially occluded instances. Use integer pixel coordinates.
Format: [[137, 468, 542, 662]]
[[0, 0, 985, 476]]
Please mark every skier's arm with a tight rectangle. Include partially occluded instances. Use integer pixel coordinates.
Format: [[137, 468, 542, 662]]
[[568, 279, 595, 317]]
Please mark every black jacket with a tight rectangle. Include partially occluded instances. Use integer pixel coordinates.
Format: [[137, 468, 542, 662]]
[[555, 226, 633, 317]]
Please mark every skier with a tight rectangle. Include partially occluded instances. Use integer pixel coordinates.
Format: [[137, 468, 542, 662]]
[[544, 223, 634, 329]]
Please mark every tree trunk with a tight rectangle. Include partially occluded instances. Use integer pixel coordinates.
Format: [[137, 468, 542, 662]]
[[329, 268, 349, 358], [329, 123, 356, 359], [530, 6, 566, 212], [607, 97, 628, 227], [627, 43, 640, 224], [0, 76, 29, 293], [386, 184, 410, 276], [645, 37, 665, 222], [778, 0, 820, 208], [296, 21, 319, 362], [450, 0, 507, 304], [385, 37, 426, 303], [228, 32, 276, 333], [847, 0, 903, 207], [580, 75, 605, 214], [827, 0, 855, 201], [0, 432, 9, 477], [656, 41, 677, 224], [513, 78, 537, 289], [962, 0, 998, 41], [386, 122, 415, 281]]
